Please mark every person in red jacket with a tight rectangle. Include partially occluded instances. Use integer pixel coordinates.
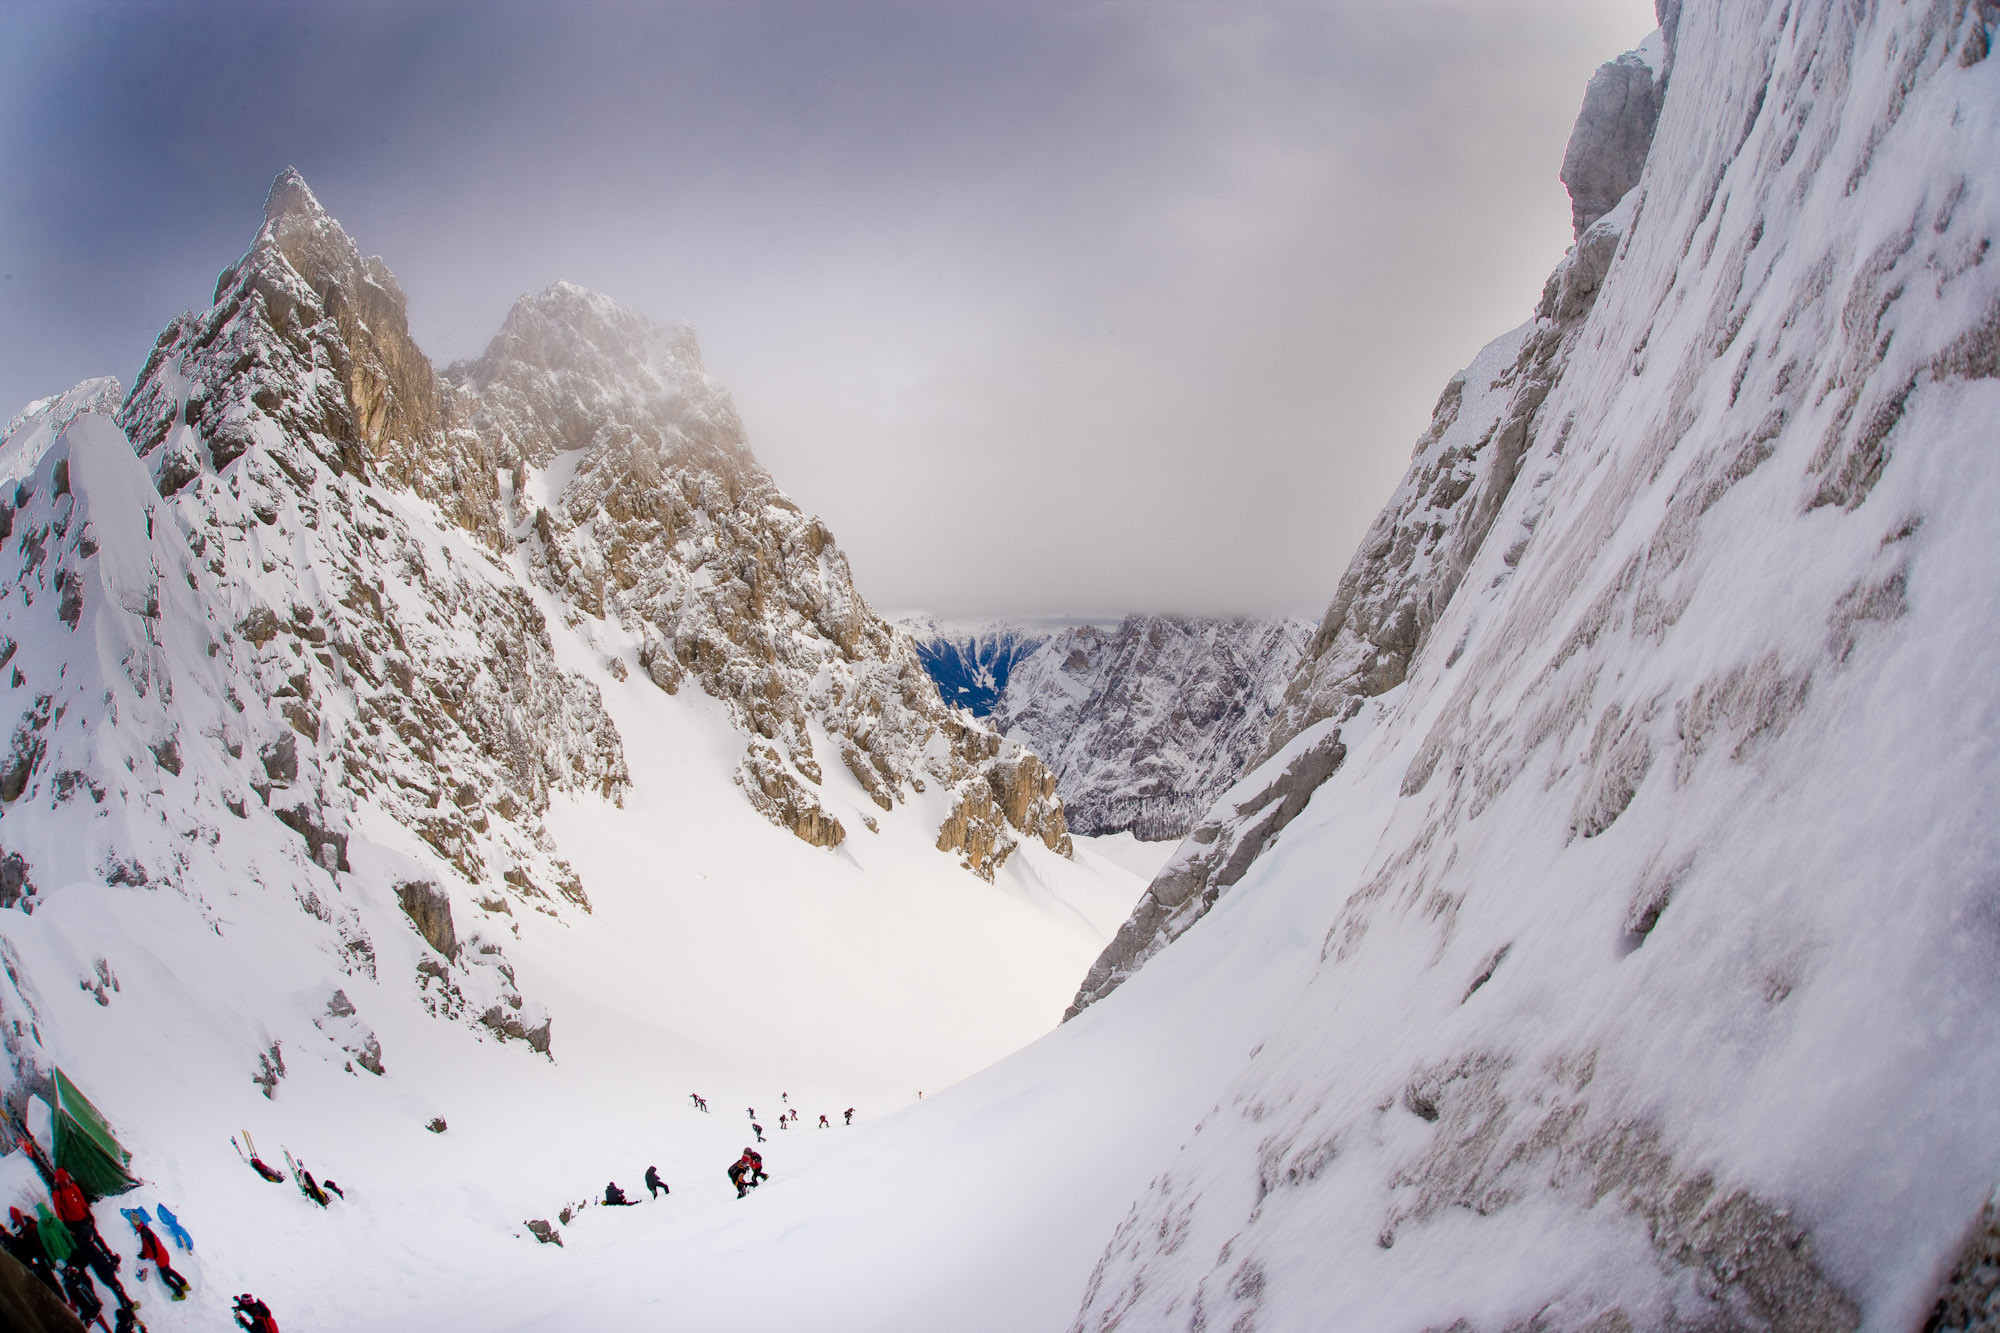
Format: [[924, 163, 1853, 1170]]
[[232, 1292, 279, 1332], [52, 1169, 130, 1308], [126, 1212, 188, 1301]]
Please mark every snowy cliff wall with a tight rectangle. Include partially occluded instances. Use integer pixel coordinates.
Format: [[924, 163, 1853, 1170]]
[[993, 616, 1310, 841], [1054, 1, 2000, 1327]]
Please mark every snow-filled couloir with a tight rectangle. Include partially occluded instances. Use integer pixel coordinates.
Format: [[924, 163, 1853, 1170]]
[[423, 3, 2000, 1330]]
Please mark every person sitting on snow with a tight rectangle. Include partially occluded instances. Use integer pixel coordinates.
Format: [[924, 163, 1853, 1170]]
[[124, 1210, 189, 1301], [603, 1181, 636, 1206]]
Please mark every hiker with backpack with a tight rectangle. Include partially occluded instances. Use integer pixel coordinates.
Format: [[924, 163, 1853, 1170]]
[[644, 1165, 668, 1198], [60, 1257, 111, 1330], [844, 1107, 854, 1125]]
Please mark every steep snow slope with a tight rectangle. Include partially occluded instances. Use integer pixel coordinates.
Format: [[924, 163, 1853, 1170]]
[[0, 172, 1146, 1329], [441, 3, 2000, 1329], [993, 615, 1310, 840]]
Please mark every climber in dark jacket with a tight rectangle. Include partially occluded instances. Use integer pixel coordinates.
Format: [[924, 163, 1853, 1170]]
[[60, 1256, 108, 1329], [644, 1165, 668, 1198]]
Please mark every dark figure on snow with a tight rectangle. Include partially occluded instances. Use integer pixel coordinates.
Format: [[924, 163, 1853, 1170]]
[[298, 1167, 330, 1207], [751, 1122, 764, 1142], [128, 1212, 189, 1300], [6, 1206, 63, 1294], [60, 1256, 108, 1329], [819, 1114, 830, 1128], [644, 1165, 669, 1198], [746, 1107, 755, 1120], [689, 1094, 707, 1112], [745, 1149, 767, 1184], [53, 1168, 131, 1308], [320, 1179, 344, 1200], [726, 1156, 751, 1199], [844, 1107, 854, 1124], [603, 1182, 636, 1206], [233, 1292, 280, 1333], [114, 1303, 147, 1333]]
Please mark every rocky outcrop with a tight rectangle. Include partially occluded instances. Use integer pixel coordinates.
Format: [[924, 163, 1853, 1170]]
[[448, 281, 1071, 871], [993, 615, 1310, 840], [1559, 45, 1662, 237], [1064, 724, 1344, 1017]]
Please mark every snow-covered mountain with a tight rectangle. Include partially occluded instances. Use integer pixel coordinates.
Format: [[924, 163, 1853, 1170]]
[[991, 615, 1311, 841], [0, 171, 1147, 1330], [894, 615, 1085, 716], [418, 4, 2000, 1330]]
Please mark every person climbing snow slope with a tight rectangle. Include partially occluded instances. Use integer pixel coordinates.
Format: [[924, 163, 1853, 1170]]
[[644, 1166, 668, 1199]]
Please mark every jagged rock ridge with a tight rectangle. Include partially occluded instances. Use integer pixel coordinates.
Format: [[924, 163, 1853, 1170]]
[[992, 615, 1310, 841], [444, 282, 1071, 875]]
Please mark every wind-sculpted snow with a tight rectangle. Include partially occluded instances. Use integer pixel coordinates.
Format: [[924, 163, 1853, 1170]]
[[993, 616, 1310, 841], [449, 284, 1071, 874], [1061, 2, 2000, 1328]]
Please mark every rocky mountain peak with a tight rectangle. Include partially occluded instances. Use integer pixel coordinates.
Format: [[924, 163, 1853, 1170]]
[[447, 282, 737, 472]]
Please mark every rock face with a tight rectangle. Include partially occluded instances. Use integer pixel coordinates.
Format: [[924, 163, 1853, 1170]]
[[1068, 66, 1660, 1018], [1560, 42, 1663, 237], [1064, 2, 2000, 1327], [0, 165, 1072, 1090], [117, 171, 623, 917], [445, 282, 1071, 872], [993, 615, 1310, 841]]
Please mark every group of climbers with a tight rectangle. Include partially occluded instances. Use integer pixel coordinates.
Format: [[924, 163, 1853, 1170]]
[[604, 1165, 671, 1207], [1, 1164, 179, 1330]]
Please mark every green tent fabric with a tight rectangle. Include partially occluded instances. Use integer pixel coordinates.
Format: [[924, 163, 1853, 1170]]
[[51, 1069, 138, 1198]]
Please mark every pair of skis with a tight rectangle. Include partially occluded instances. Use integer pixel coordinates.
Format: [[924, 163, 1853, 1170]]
[[233, 1130, 321, 1202]]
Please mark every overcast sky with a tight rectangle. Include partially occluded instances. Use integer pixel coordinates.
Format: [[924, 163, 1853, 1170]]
[[0, 0, 1655, 618]]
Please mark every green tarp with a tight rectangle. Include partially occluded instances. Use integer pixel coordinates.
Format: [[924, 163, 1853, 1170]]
[[51, 1068, 137, 1198]]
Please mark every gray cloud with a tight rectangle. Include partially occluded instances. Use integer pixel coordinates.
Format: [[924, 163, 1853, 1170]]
[[0, 0, 1654, 617]]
